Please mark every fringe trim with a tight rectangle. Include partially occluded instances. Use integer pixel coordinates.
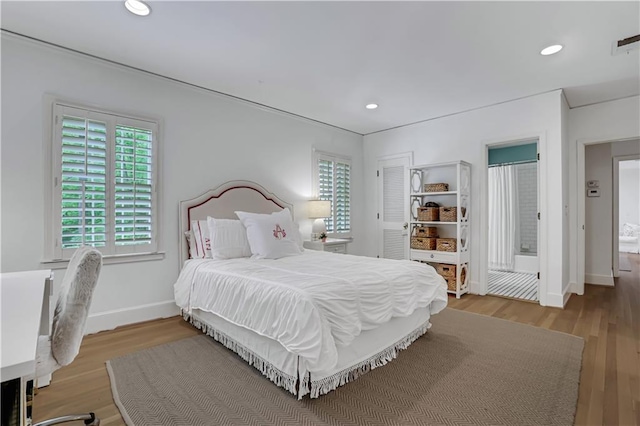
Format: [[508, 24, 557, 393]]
[[308, 321, 431, 398], [183, 311, 299, 397]]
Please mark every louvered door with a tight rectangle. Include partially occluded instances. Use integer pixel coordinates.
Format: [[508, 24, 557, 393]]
[[377, 154, 412, 259]]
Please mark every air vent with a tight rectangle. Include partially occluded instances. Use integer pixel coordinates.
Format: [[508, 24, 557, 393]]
[[612, 34, 640, 56]]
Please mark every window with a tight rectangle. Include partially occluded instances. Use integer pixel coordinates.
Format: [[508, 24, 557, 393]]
[[49, 102, 160, 261], [313, 151, 351, 237]]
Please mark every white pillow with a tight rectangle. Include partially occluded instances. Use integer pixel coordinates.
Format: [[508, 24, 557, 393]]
[[235, 208, 302, 259], [622, 223, 640, 237], [206, 217, 252, 259], [191, 219, 211, 259], [291, 222, 304, 251]]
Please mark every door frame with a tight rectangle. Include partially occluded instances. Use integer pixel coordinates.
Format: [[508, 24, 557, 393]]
[[576, 137, 638, 294], [376, 152, 413, 259], [479, 133, 547, 306], [612, 154, 640, 277]]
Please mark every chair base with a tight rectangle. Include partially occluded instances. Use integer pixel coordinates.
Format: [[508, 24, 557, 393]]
[[33, 412, 99, 426]]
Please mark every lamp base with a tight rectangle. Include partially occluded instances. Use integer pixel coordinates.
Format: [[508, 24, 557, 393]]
[[311, 219, 326, 241]]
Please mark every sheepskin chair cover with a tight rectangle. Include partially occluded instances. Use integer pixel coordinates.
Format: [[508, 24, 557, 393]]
[[51, 246, 102, 366]]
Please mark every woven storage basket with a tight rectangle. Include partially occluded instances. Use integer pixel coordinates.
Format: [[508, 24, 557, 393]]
[[414, 226, 438, 237], [435, 263, 456, 278], [436, 238, 457, 252], [441, 267, 466, 291], [444, 276, 457, 291], [439, 207, 457, 222], [423, 183, 449, 192], [410, 236, 437, 250], [417, 207, 439, 221]]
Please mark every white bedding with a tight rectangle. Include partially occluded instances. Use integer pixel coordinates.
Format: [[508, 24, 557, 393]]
[[174, 250, 447, 373]]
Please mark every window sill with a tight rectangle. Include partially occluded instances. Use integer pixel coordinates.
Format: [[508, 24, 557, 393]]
[[41, 252, 165, 269]]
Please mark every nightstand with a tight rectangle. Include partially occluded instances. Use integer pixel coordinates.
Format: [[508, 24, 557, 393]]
[[303, 238, 350, 254]]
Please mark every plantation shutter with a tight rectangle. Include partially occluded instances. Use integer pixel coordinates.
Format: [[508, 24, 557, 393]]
[[60, 115, 108, 250], [52, 102, 159, 260], [334, 160, 351, 233], [315, 153, 351, 236], [318, 159, 335, 232], [114, 125, 154, 250]]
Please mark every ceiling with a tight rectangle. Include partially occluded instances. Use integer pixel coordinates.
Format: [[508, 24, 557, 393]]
[[2, 1, 639, 135]]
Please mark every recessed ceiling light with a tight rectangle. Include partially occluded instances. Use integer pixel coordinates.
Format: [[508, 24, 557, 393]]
[[365, 103, 379, 110], [125, 0, 151, 16], [540, 44, 563, 56]]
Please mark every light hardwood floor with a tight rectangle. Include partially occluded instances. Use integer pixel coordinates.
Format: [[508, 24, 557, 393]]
[[33, 254, 640, 425]]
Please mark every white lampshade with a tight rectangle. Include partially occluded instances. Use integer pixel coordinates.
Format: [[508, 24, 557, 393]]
[[308, 200, 331, 219]]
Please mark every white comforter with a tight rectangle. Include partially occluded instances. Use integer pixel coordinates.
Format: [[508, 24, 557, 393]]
[[174, 251, 447, 372]]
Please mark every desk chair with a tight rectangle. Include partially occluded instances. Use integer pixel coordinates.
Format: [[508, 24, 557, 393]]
[[34, 246, 102, 426]]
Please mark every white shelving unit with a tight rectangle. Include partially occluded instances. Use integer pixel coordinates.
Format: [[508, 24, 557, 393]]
[[409, 160, 471, 298]]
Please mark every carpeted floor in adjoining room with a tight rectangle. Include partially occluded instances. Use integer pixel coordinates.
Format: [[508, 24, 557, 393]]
[[106, 308, 583, 426]]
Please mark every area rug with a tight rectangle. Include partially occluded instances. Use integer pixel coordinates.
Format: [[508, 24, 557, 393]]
[[107, 309, 583, 426]]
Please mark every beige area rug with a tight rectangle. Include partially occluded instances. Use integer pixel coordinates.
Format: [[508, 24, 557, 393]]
[[107, 309, 583, 426]]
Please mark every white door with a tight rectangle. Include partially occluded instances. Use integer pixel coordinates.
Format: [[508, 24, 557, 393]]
[[377, 154, 412, 259]]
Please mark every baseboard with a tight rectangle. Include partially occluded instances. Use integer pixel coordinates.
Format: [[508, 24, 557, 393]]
[[585, 273, 614, 286], [468, 280, 483, 295], [85, 300, 180, 335], [563, 291, 572, 307], [545, 292, 565, 308]]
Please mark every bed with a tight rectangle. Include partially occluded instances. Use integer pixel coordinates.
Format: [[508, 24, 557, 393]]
[[174, 180, 448, 399]]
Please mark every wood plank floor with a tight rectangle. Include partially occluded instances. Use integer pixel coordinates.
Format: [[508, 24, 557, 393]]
[[33, 254, 640, 425]]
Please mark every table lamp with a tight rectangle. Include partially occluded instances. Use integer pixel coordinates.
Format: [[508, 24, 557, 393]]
[[308, 200, 331, 241]]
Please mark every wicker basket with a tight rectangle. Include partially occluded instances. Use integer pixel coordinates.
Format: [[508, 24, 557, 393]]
[[436, 238, 457, 252], [410, 236, 437, 250], [438, 265, 466, 291], [417, 207, 439, 221], [424, 183, 449, 192], [439, 207, 457, 222], [435, 263, 456, 278], [414, 226, 438, 237], [443, 276, 457, 291]]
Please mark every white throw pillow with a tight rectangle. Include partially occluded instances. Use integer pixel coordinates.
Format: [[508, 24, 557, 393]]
[[291, 222, 304, 251], [191, 219, 211, 259], [206, 217, 252, 259], [235, 208, 302, 259]]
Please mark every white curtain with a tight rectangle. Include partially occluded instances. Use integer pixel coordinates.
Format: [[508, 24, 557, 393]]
[[488, 165, 519, 271]]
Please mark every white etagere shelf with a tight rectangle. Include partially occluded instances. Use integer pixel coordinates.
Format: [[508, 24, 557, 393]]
[[409, 160, 471, 298]]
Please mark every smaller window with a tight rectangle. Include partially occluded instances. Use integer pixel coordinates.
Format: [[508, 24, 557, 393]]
[[313, 151, 351, 237]]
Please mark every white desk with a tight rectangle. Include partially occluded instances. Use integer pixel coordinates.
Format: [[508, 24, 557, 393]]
[[1, 270, 52, 383], [1, 270, 52, 426]]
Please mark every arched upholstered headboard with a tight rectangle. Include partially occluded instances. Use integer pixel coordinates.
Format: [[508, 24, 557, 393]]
[[179, 180, 294, 265]]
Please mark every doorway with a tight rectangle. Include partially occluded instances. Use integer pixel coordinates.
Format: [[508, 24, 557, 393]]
[[486, 140, 540, 302], [615, 156, 640, 275]]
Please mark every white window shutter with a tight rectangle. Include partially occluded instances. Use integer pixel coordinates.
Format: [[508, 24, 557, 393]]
[[114, 125, 154, 251], [314, 152, 351, 237], [60, 115, 108, 250]]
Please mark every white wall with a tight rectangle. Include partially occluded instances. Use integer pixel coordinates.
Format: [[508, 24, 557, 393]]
[[584, 143, 613, 284], [363, 90, 567, 307], [619, 161, 640, 231], [568, 96, 640, 288], [0, 34, 364, 332]]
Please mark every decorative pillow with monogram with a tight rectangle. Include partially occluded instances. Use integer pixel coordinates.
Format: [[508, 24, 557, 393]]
[[191, 219, 212, 259], [235, 208, 302, 259]]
